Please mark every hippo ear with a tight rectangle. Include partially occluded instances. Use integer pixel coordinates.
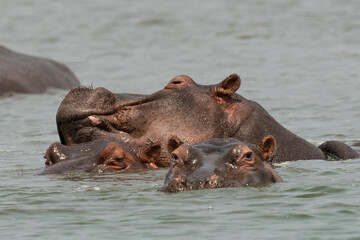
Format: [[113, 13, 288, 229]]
[[214, 74, 241, 97], [139, 141, 162, 163], [258, 135, 276, 161], [167, 136, 184, 153]]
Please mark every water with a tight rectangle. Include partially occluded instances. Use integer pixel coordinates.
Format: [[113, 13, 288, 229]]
[[1, 0, 360, 239]]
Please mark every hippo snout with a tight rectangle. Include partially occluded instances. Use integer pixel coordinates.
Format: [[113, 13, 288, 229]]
[[44, 142, 66, 166]]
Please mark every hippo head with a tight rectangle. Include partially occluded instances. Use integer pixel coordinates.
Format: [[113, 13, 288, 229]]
[[56, 74, 250, 167], [40, 139, 161, 174], [160, 135, 282, 192]]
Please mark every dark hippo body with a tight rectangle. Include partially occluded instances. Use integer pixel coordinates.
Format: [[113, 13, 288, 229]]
[[55, 74, 359, 167], [160, 136, 282, 192], [40, 138, 161, 174], [0, 45, 80, 94]]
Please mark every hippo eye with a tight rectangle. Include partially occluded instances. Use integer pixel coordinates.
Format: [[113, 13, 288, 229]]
[[111, 157, 125, 165], [245, 152, 252, 159], [113, 157, 127, 169], [114, 157, 124, 162], [104, 157, 126, 170]]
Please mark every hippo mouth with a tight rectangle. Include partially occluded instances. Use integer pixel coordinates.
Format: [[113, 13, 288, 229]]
[[57, 100, 151, 146], [55, 85, 169, 146], [57, 116, 133, 146], [160, 163, 279, 192], [159, 166, 225, 193]]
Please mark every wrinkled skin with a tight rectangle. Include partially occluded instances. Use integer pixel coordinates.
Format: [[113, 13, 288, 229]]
[[160, 136, 282, 192], [0, 45, 80, 94], [40, 138, 161, 174], [56, 74, 359, 167]]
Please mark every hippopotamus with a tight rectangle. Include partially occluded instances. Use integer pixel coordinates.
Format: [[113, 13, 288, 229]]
[[55, 74, 359, 167], [160, 136, 282, 192], [0, 45, 80, 94], [40, 138, 161, 174]]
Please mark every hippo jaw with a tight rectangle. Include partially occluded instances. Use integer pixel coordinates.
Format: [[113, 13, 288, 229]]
[[160, 164, 277, 193]]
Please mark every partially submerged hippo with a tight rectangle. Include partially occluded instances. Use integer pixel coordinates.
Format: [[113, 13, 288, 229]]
[[40, 138, 161, 174], [160, 136, 282, 192], [56, 74, 359, 167], [0, 45, 80, 94]]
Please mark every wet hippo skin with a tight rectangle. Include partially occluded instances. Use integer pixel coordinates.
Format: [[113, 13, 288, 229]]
[[40, 138, 161, 174], [55, 74, 359, 167], [160, 136, 282, 192]]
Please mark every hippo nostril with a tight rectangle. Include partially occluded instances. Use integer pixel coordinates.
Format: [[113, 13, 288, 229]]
[[45, 159, 52, 166], [172, 153, 178, 160], [171, 153, 185, 167]]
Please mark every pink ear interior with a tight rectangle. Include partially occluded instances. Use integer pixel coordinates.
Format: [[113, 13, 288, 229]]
[[140, 142, 162, 163], [259, 135, 276, 161], [215, 74, 241, 96], [167, 136, 184, 153]]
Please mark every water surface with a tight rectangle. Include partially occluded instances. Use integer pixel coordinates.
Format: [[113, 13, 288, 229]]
[[1, 0, 360, 239]]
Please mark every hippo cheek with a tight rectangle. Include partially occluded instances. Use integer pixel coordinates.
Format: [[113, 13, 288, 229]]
[[239, 169, 278, 186], [123, 158, 148, 170], [94, 163, 126, 173], [242, 158, 280, 185], [223, 165, 274, 186]]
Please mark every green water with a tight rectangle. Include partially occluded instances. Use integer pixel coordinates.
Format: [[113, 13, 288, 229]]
[[1, 0, 360, 239], [2, 160, 360, 239]]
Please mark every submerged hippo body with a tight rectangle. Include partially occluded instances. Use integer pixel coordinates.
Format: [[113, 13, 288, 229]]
[[56, 74, 359, 167], [160, 136, 282, 192], [0, 45, 80, 94], [40, 138, 161, 174]]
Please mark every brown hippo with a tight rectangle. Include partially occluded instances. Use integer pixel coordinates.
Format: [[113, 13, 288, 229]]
[[40, 138, 161, 174], [55, 74, 359, 167], [160, 136, 282, 192], [0, 45, 80, 94]]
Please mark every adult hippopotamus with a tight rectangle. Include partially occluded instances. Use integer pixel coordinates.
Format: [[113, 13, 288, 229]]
[[40, 138, 161, 174], [160, 136, 282, 192], [0, 45, 80, 94], [55, 74, 359, 167]]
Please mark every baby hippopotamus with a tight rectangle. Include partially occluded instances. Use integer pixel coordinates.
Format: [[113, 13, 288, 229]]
[[160, 136, 282, 192], [40, 139, 161, 174]]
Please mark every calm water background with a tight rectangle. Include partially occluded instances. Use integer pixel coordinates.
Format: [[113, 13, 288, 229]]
[[1, 0, 360, 239]]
